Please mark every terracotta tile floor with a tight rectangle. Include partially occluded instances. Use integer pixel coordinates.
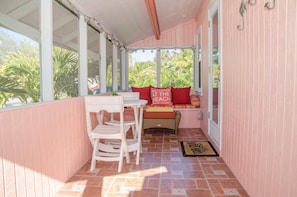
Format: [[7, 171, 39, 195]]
[[54, 128, 249, 197]]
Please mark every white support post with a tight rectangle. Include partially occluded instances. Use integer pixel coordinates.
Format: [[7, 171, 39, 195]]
[[99, 33, 107, 93], [78, 14, 88, 96], [40, 0, 53, 101], [121, 49, 127, 90], [112, 43, 118, 91], [156, 49, 161, 87]]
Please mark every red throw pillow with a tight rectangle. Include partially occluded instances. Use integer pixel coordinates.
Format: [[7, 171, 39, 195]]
[[131, 86, 152, 104], [151, 87, 173, 106], [171, 87, 191, 104]]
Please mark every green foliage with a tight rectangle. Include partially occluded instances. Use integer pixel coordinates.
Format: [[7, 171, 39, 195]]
[[53, 47, 78, 99], [128, 49, 193, 88], [0, 28, 79, 107], [106, 62, 112, 87], [128, 61, 157, 87], [0, 30, 18, 65], [212, 47, 219, 88], [0, 42, 40, 105], [160, 49, 193, 87]]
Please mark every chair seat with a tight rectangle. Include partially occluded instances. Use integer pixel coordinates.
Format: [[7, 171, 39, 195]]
[[106, 119, 136, 126], [91, 125, 130, 138], [105, 119, 137, 138]]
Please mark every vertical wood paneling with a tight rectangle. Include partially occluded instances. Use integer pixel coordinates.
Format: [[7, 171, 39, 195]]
[[196, 0, 209, 133], [32, 108, 43, 197], [14, 110, 27, 197], [0, 97, 92, 197], [221, 0, 297, 196], [2, 112, 17, 197], [128, 19, 197, 48], [0, 112, 4, 197]]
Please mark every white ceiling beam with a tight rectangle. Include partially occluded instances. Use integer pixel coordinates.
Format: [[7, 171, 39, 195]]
[[53, 15, 74, 31], [87, 33, 99, 45], [0, 11, 39, 42], [61, 30, 78, 44], [8, 0, 38, 20], [64, 41, 99, 61]]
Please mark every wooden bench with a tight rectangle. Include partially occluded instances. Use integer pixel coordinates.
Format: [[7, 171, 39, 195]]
[[142, 111, 181, 135]]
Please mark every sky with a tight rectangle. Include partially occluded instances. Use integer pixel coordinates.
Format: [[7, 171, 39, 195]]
[[131, 49, 156, 64], [0, 26, 33, 43]]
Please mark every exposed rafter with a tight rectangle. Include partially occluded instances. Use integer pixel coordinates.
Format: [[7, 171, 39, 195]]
[[144, 0, 160, 40]]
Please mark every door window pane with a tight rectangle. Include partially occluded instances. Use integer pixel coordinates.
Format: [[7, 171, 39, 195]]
[[212, 11, 219, 124]]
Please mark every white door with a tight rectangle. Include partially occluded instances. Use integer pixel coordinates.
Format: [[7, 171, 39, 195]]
[[208, 0, 221, 148]]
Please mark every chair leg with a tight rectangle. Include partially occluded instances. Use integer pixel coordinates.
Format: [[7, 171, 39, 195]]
[[123, 140, 130, 163], [90, 138, 99, 171], [118, 141, 125, 173], [132, 125, 138, 139]]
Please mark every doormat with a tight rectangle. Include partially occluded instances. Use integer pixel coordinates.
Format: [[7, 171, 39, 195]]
[[180, 141, 219, 157]]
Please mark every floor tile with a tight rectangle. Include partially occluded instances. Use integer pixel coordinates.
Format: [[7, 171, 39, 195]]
[[54, 128, 249, 197]]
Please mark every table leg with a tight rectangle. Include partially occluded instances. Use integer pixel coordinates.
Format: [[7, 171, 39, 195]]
[[136, 106, 144, 165]]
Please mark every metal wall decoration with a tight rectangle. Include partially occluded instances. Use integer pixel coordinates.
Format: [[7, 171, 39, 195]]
[[264, 0, 276, 9], [237, 0, 247, 30], [247, 0, 256, 5], [237, 0, 276, 30]]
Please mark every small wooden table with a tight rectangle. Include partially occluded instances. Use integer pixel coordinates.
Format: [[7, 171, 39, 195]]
[[142, 111, 181, 135]]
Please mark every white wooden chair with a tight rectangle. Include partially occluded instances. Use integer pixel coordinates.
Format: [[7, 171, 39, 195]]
[[84, 95, 130, 173], [106, 92, 140, 139]]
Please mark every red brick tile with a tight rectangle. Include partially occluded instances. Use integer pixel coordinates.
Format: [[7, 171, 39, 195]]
[[54, 128, 248, 197], [186, 189, 213, 197], [80, 187, 105, 197], [220, 179, 243, 188], [196, 179, 209, 189], [132, 188, 159, 197], [171, 179, 197, 188], [183, 170, 205, 178], [208, 181, 224, 195]]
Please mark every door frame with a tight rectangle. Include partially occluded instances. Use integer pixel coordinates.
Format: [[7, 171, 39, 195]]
[[208, 0, 223, 149]]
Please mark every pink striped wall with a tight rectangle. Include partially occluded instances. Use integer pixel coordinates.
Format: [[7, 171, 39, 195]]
[[195, 0, 210, 136], [129, 0, 297, 196], [0, 97, 92, 197], [128, 19, 197, 48], [0, 0, 296, 196], [221, 0, 297, 196]]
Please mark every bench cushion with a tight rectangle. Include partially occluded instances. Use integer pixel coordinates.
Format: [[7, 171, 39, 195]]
[[143, 111, 176, 119]]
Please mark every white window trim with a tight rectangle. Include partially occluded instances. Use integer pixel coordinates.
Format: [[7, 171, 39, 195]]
[[99, 33, 107, 93], [195, 25, 203, 96], [112, 43, 118, 91], [78, 14, 88, 96], [40, 0, 53, 101]]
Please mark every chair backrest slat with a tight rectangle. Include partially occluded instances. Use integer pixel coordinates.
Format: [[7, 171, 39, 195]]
[[85, 96, 124, 113]]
